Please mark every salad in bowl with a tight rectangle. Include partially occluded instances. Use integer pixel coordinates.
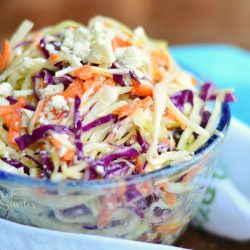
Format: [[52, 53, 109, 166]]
[[0, 16, 234, 244]]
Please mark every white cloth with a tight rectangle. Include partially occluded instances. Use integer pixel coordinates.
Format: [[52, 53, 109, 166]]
[[193, 118, 250, 241], [0, 218, 187, 250], [0, 117, 248, 248]]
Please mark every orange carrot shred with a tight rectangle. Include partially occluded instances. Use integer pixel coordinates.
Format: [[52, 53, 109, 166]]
[[48, 54, 59, 62], [60, 78, 84, 100], [135, 156, 143, 174], [7, 110, 22, 146], [62, 149, 75, 161], [164, 110, 186, 129], [0, 40, 11, 72], [70, 65, 92, 80], [166, 192, 176, 206], [151, 49, 169, 68], [115, 96, 153, 119], [112, 36, 131, 50], [131, 80, 153, 97]]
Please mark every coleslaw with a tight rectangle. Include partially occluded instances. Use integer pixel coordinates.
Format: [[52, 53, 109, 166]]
[[0, 16, 235, 181]]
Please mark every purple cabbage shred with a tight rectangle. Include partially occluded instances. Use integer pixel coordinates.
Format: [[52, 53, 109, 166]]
[[82, 114, 117, 132], [15, 125, 71, 150], [171, 90, 193, 111], [73, 95, 84, 160]]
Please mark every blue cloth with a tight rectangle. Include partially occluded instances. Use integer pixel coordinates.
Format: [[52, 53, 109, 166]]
[[170, 44, 250, 124]]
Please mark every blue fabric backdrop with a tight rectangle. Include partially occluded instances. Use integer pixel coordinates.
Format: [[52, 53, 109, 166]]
[[170, 45, 250, 125]]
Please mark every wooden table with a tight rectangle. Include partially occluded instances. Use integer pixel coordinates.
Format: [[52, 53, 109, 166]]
[[175, 227, 250, 250]]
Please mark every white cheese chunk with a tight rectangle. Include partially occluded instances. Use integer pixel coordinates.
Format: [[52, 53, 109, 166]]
[[40, 83, 64, 98], [50, 95, 69, 111], [115, 46, 150, 70], [0, 82, 13, 97], [88, 27, 115, 65], [0, 97, 10, 105]]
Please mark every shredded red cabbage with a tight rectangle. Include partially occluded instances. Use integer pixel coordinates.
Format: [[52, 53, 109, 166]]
[[6, 96, 36, 111], [104, 161, 130, 178], [15, 125, 72, 150], [200, 110, 211, 128], [113, 74, 127, 86], [125, 184, 141, 202], [14, 40, 32, 49], [82, 114, 117, 132], [200, 82, 215, 101], [73, 95, 84, 160], [1, 158, 30, 175], [171, 90, 193, 111], [32, 69, 55, 100], [157, 143, 171, 154], [129, 71, 139, 81], [200, 82, 236, 103], [102, 147, 139, 165], [40, 151, 53, 177], [224, 93, 237, 103], [60, 204, 91, 217], [24, 154, 42, 166], [39, 38, 50, 58], [32, 74, 41, 100], [55, 75, 73, 88], [43, 69, 55, 85], [136, 131, 149, 153], [49, 40, 61, 51]]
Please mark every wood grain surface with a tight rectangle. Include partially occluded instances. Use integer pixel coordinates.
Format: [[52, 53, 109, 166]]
[[0, 0, 250, 49], [176, 227, 250, 250]]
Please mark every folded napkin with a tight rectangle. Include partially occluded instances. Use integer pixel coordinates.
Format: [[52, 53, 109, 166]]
[[171, 44, 250, 241], [193, 118, 250, 241], [0, 218, 188, 250]]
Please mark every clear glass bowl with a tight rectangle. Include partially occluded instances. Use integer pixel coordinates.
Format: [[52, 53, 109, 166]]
[[0, 103, 230, 245]]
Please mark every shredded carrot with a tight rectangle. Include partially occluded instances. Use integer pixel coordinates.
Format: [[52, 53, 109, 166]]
[[83, 76, 114, 94], [151, 49, 169, 68], [192, 77, 197, 86], [135, 156, 143, 174], [154, 223, 183, 234], [7, 110, 22, 146], [50, 136, 61, 150], [83, 78, 103, 93], [115, 96, 153, 119], [164, 110, 186, 129], [69, 26, 77, 30], [116, 181, 126, 197], [112, 36, 131, 50], [165, 191, 176, 206], [54, 110, 67, 120], [62, 149, 75, 161], [33, 98, 49, 124], [0, 97, 26, 116], [182, 165, 200, 182], [0, 40, 11, 72], [33, 31, 41, 46], [60, 78, 84, 100], [131, 80, 153, 97], [2, 113, 12, 128], [136, 182, 153, 196], [48, 53, 59, 62], [50, 136, 75, 161], [70, 65, 92, 80], [98, 195, 117, 227], [31, 186, 46, 199], [159, 138, 171, 145], [40, 82, 46, 89], [103, 78, 115, 87], [150, 48, 169, 83]]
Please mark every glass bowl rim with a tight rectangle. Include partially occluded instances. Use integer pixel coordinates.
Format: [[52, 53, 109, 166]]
[[0, 103, 231, 190]]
